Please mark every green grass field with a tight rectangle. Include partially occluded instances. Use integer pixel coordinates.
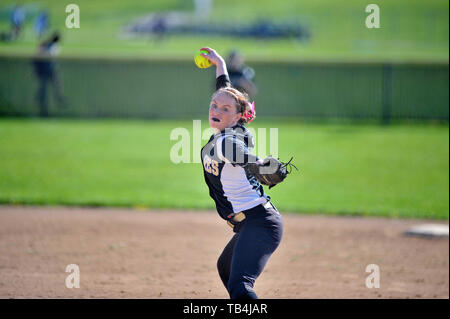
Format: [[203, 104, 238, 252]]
[[0, 118, 448, 219], [0, 1, 447, 220], [0, 0, 448, 62]]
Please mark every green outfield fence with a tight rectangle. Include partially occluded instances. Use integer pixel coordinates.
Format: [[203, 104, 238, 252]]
[[0, 55, 448, 121]]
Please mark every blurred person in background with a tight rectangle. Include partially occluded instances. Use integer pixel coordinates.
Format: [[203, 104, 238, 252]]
[[34, 11, 49, 39], [226, 50, 258, 99], [32, 32, 66, 117], [10, 4, 25, 40], [151, 13, 167, 42]]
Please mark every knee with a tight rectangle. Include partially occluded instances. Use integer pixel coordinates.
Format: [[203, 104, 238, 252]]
[[227, 278, 258, 299]]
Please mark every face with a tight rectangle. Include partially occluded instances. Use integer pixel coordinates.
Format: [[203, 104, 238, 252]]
[[209, 92, 242, 132]]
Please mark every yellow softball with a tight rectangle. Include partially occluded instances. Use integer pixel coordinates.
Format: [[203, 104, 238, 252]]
[[194, 50, 213, 69]]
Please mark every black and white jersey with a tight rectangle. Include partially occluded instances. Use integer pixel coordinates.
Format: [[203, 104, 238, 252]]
[[201, 124, 270, 220]]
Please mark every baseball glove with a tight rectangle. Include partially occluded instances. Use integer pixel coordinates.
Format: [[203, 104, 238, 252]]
[[247, 156, 298, 189]]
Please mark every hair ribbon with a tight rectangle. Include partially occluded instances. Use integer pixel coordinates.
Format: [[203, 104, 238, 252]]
[[243, 101, 255, 122]]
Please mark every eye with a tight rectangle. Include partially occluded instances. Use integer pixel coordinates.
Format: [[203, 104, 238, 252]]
[[223, 107, 229, 113], [210, 103, 217, 109]]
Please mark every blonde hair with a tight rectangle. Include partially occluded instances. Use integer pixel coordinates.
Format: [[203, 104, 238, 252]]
[[212, 87, 255, 124]]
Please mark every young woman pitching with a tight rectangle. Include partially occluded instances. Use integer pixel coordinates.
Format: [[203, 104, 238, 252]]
[[199, 47, 292, 299]]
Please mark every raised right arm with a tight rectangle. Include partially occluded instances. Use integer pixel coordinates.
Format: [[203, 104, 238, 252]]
[[200, 47, 232, 90]]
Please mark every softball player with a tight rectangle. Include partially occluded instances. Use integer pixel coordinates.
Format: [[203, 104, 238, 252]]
[[199, 47, 284, 299]]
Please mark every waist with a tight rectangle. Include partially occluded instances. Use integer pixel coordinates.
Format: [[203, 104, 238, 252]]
[[246, 200, 276, 215], [226, 201, 278, 230]]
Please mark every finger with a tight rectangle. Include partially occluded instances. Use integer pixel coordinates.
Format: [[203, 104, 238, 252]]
[[200, 47, 212, 53], [200, 53, 211, 60], [202, 48, 218, 56]]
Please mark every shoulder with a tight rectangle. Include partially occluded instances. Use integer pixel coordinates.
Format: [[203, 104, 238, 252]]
[[216, 74, 232, 90], [219, 133, 245, 148]]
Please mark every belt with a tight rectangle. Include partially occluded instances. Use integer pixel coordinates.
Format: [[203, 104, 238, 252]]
[[226, 201, 274, 229]]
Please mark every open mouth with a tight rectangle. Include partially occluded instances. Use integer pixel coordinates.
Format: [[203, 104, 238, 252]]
[[211, 117, 221, 122]]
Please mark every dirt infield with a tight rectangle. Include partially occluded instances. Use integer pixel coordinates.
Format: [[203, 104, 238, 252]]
[[0, 206, 448, 299]]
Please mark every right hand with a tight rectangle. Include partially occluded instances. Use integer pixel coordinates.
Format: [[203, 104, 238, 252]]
[[200, 47, 225, 66]]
